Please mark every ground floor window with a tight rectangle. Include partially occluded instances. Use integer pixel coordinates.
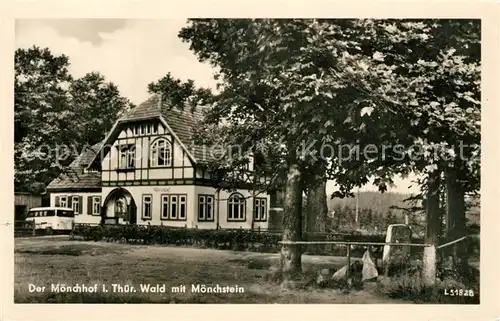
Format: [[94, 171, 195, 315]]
[[254, 198, 267, 222], [228, 193, 245, 221], [179, 195, 186, 220], [142, 194, 152, 219], [161, 194, 187, 220], [161, 195, 170, 219], [72, 196, 81, 214], [91, 196, 101, 215], [59, 196, 67, 208], [198, 195, 214, 221]]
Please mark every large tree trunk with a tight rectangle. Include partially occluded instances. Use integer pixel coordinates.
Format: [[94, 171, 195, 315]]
[[280, 162, 303, 278], [422, 170, 441, 286], [306, 178, 328, 233], [445, 166, 468, 273]]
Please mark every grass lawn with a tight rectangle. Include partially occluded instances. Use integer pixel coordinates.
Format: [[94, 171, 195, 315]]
[[14, 236, 405, 304]]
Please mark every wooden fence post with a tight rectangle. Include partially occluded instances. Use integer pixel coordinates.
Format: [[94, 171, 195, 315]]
[[32, 221, 36, 236]]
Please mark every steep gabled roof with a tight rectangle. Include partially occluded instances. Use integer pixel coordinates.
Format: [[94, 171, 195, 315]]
[[88, 94, 213, 169], [47, 141, 104, 191], [69, 141, 105, 168], [120, 95, 163, 121], [46, 171, 101, 191]]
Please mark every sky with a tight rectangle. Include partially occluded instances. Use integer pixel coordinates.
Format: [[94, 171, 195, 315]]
[[15, 18, 420, 195]]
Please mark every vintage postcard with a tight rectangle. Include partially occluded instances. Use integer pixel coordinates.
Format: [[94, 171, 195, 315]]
[[1, 1, 499, 321]]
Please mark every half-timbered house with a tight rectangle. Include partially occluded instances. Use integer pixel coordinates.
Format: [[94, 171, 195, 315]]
[[47, 94, 282, 229]]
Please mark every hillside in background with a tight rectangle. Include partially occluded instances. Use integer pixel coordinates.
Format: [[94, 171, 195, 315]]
[[325, 191, 480, 235], [328, 191, 415, 217]]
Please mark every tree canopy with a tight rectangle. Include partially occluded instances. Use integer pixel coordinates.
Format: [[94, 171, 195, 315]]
[[175, 19, 480, 277], [15, 46, 133, 193]]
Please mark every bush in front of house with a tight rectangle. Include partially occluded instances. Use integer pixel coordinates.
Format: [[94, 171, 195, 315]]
[[70, 224, 283, 253], [70, 224, 384, 255]]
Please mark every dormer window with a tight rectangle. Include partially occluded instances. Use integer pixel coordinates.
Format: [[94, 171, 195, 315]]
[[150, 138, 172, 167]]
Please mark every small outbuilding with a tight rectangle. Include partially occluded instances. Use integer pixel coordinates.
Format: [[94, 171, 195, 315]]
[[14, 192, 43, 221]]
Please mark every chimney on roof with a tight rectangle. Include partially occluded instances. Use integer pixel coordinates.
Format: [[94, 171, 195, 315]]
[[158, 93, 163, 110]]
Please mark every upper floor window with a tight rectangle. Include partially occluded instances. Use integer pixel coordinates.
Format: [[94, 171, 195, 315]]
[[119, 144, 136, 169], [151, 138, 172, 167], [228, 193, 246, 221]]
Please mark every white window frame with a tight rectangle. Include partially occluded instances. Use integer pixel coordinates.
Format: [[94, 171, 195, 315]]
[[161, 195, 170, 219], [198, 195, 214, 221], [142, 195, 152, 219], [92, 196, 101, 215], [60, 196, 67, 208], [127, 146, 136, 168], [254, 198, 267, 221], [151, 138, 172, 167], [228, 193, 246, 221], [120, 147, 127, 168], [179, 195, 186, 219], [161, 194, 187, 220], [119, 144, 136, 169], [72, 196, 80, 214], [170, 195, 178, 219]]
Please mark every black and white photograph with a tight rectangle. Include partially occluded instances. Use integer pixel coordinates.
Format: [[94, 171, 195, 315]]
[[8, 13, 490, 309]]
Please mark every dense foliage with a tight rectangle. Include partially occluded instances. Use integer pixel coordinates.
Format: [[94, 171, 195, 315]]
[[15, 46, 133, 193]]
